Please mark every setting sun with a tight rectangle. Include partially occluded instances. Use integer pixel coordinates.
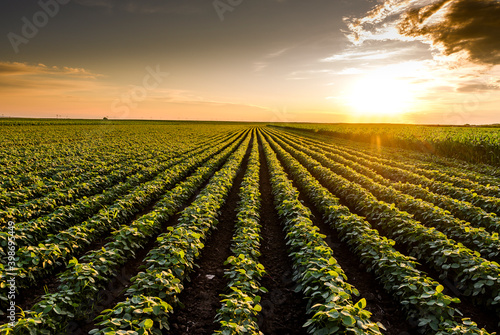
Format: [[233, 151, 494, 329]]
[[346, 74, 415, 116]]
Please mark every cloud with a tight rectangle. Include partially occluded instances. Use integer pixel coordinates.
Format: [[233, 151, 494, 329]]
[[266, 48, 291, 58], [322, 39, 432, 67], [337, 68, 365, 75], [456, 83, 497, 93], [347, 0, 500, 66], [0, 62, 102, 79], [253, 62, 268, 73], [0, 61, 105, 97], [322, 46, 417, 62], [252, 47, 294, 73], [286, 69, 336, 80]]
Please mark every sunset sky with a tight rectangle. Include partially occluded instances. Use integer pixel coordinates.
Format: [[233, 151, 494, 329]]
[[1, 0, 499, 124]]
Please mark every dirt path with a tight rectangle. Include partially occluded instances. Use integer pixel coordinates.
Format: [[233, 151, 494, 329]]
[[167, 142, 252, 335], [257, 140, 310, 334]]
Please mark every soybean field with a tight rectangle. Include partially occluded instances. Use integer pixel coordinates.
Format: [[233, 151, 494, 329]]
[[1, 121, 500, 335]]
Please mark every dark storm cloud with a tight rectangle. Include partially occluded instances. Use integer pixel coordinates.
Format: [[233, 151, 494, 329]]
[[348, 0, 500, 66], [399, 0, 500, 65]]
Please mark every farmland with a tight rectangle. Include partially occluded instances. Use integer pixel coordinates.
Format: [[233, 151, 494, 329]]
[[274, 123, 500, 167], [1, 120, 500, 334]]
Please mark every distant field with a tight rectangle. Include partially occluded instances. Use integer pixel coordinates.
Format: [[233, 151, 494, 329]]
[[1, 120, 499, 334], [273, 123, 500, 166]]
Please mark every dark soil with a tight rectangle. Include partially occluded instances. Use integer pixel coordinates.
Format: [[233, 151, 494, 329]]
[[167, 142, 252, 335], [76, 157, 227, 334], [257, 139, 310, 335]]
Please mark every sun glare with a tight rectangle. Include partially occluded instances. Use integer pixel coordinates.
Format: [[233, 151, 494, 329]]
[[346, 74, 415, 117]]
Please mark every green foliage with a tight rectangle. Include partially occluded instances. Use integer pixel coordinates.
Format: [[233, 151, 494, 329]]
[[215, 136, 266, 335], [261, 134, 384, 334], [2, 123, 499, 335], [88, 133, 250, 334], [262, 129, 496, 333], [0, 129, 250, 333], [272, 124, 500, 166]]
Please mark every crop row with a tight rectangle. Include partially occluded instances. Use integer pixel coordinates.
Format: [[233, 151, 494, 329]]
[[270, 128, 500, 216], [0, 160, 135, 224], [260, 132, 384, 334], [325, 132, 500, 187], [271, 124, 500, 166], [275, 126, 500, 191], [0, 130, 242, 253], [0, 152, 117, 203], [0, 129, 235, 225], [262, 131, 491, 334], [263, 129, 500, 316], [214, 135, 267, 335], [88, 132, 250, 334], [0, 140, 155, 210], [278, 128, 500, 244], [0, 166, 141, 248], [0, 131, 247, 305], [0, 131, 250, 334], [274, 129, 500, 235], [270, 130, 500, 262], [0, 125, 237, 207], [338, 138, 500, 197]]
